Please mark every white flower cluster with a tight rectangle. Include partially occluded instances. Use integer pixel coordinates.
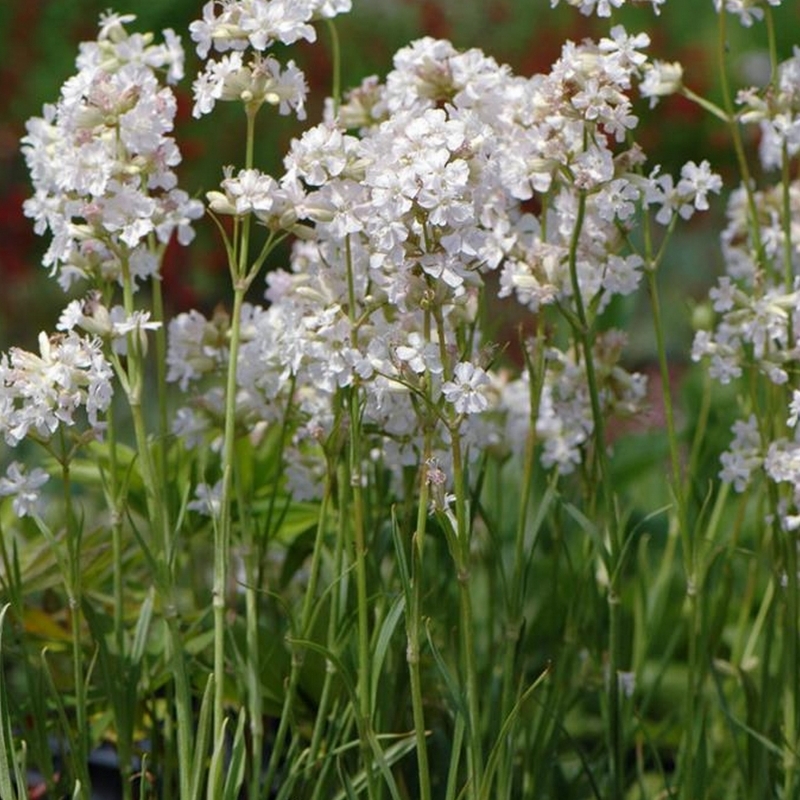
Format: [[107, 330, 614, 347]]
[[737, 48, 800, 170], [170, 25, 706, 500], [21, 12, 203, 290], [717, 398, 800, 533], [0, 331, 113, 447], [692, 173, 800, 387], [688, 32, 800, 535], [499, 333, 646, 474], [190, 0, 351, 118], [57, 292, 162, 356], [551, 0, 783, 24]]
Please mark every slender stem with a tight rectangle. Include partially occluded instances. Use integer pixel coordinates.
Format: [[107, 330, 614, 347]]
[[104, 405, 133, 800], [342, 233, 376, 797], [431, 298, 484, 797], [214, 284, 245, 738], [497, 324, 546, 800], [214, 102, 259, 746], [407, 382, 434, 800], [643, 267, 689, 566], [306, 468, 345, 783], [151, 264, 169, 493], [264, 470, 334, 794], [784, 527, 799, 798], [60, 450, 91, 800], [119, 255, 192, 799], [565, 189, 623, 798], [105, 404, 125, 658], [644, 249, 702, 800], [716, 10, 766, 270], [236, 475, 263, 800], [325, 19, 342, 115], [450, 428, 484, 799]]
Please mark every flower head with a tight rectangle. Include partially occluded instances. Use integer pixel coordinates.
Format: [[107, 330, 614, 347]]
[[442, 362, 491, 415], [0, 462, 49, 518]]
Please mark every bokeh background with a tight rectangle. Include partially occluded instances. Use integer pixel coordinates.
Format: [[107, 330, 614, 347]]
[[1, 0, 798, 358]]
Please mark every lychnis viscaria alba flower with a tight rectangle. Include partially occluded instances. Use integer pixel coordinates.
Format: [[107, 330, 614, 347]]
[[21, 12, 203, 290]]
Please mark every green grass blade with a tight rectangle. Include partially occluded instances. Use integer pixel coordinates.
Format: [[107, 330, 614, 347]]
[[370, 591, 406, 710], [0, 604, 23, 800], [189, 674, 215, 800], [222, 709, 247, 800]]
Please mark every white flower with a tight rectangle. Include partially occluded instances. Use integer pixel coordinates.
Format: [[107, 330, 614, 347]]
[[720, 415, 763, 491], [602, 254, 644, 296], [211, 167, 278, 216], [640, 61, 684, 108], [714, 0, 782, 27], [189, 0, 348, 59], [395, 333, 443, 375], [0, 331, 113, 445], [21, 15, 197, 288], [677, 160, 723, 212], [618, 670, 636, 698], [598, 26, 650, 71], [550, 0, 625, 16], [442, 362, 491, 415], [188, 480, 224, 516], [0, 462, 49, 518], [789, 390, 800, 429]]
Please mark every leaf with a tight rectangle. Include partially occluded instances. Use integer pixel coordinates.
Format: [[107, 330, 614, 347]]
[[22, 607, 72, 643], [222, 709, 247, 800], [370, 592, 405, 711], [130, 588, 155, 665], [206, 715, 228, 800], [0, 604, 25, 800], [479, 665, 551, 800], [189, 674, 215, 800]]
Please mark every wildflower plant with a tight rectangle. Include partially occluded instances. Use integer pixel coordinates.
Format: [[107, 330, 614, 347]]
[[1, 1, 800, 799]]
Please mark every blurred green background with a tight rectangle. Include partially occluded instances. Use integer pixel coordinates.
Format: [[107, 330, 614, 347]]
[[1, 0, 798, 356]]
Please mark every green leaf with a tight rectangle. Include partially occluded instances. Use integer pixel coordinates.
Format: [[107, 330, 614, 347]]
[[222, 709, 247, 800], [189, 674, 215, 800], [370, 591, 405, 711], [130, 588, 155, 665], [479, 665, 551, 800], [0, 604, 25, 800], [206, 715, 229, 800]]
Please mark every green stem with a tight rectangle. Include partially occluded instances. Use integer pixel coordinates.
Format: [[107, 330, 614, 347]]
[[263, 470, 334, 794], [496, 324, 546, 800], [431, 299, 484, 798], [236, 476, 263, 800], [151, 262, 169, 492], [306, 471, 345, 786], [104, 405, 133, 800], [105, 404, 125, 660], [716, 10, 766, 270], [565, 189, 623, 798], [60, 451, 91, 800], [214, 101, 258, 746], [408, 449, 433, 800], [450, 428, 484, 799], [784, 527, 799, 798], [326, 19, 342, 115], [120, 255, 192, 799], [342, 234, 376, 796], [214, 283, 246, 738]]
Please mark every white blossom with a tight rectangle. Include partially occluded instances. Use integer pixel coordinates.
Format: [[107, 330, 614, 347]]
[[0, 463, 50, 518]]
